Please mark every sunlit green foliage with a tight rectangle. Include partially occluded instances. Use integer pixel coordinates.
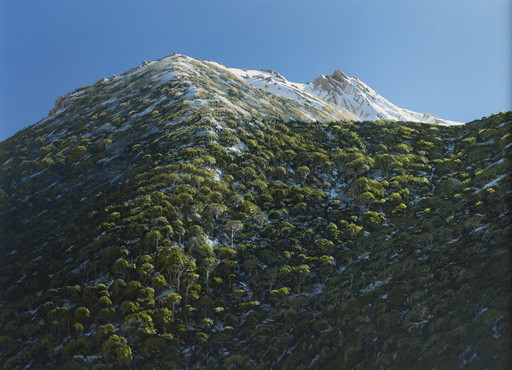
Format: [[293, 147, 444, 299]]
[[0, 103, 510, 369]]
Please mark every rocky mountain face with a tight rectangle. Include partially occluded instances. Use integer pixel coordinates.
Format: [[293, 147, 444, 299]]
[[309, 69, 461, 125], [0, 53, 510, 369], [203, 59, 460, 126], [44, 54, 459, 127], [46, 54, 360, 125]]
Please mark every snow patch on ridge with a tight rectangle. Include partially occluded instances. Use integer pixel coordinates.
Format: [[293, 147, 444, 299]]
[[205, 59, 460, 126], [308, 70, 462, 126]]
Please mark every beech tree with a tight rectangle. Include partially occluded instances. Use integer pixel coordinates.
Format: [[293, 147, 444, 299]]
[[158, 246, 196, 292], [183, 272, 200, 304], [268, 166, 287, 182], [355, 191, 376, 210], [296, 166, 311, 185], [102, 334, 132, 365], [47, 306, 71, 340], [270, 287, 291, 307], [72, 307, 90, 326], [375, 153, 397, 177], [224, 220, 243, 248], [206, 203, 226, 221], [112, 258, 134, 280], [152, 308, 173, 333], [160, 292, 182, 312], [279, 265, 310, 293]]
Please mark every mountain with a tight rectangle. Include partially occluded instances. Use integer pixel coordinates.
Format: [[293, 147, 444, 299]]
[[43, 53, 359, 127], [209, 61, 460, 126], [0, 53, 510, 369], [309, 69, 461, 125], [39, 53, 458, 128]]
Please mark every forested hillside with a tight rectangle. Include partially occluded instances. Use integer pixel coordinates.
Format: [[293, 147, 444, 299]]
[[0, 109, 510, 369]]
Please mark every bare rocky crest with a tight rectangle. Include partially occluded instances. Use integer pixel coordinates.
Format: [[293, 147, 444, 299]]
[[48, 92, 73, 117]]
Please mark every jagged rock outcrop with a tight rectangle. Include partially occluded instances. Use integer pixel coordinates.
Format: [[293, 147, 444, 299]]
[[48, 92, 73, 116], [223, 61, 459, 125], [261, 68, 286, 81], [332, 69, 349, 81], [308, 69, 460, 125], [94, 77, 108, 86], [44, 54, 460, 125], [121, 67, 139, 76]]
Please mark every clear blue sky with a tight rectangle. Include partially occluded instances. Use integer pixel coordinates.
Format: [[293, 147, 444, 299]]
[[1, 0, 510, 141]]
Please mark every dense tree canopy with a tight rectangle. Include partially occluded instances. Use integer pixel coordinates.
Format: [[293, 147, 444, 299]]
[[0, 108, 510, 368]]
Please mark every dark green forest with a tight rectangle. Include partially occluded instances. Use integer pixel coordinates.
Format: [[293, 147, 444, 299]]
[[0, 106, 511, 368]]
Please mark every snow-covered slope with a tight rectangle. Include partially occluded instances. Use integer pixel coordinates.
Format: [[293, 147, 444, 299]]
[[44, 54, 359, 129], [46, 53, 459, 128], [308, 69, 461, 125], [212, 62, 461, 126], [209, 63, 331, 113]]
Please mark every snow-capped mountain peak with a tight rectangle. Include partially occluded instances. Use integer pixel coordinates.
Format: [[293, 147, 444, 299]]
[[211, 59, 460, 126], [45, 53, 461, 127], [204, 61, 360, 121], [308, 69, 461, 125]]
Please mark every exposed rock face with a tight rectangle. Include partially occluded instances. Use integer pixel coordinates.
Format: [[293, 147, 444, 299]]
[[332, 69, 349, 82], [309, 69, 461, 125], [312, 75, 332, 91], [95, 60, 152, 85], [94, 77, 108, 86], [48, 92, 73, 117], [121, 67, 138, 76], [120, 60, 152, 76], [43, 54, 459, 126], [312, 73, 360, 106], [261, 68, 286, 81]]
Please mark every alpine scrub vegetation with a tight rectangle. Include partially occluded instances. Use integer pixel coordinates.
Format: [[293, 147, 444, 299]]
[[0, 53, 510, 368]]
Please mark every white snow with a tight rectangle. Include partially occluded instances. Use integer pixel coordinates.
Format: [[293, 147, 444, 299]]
[[156, 287, 175, 299], [152, 70, 178, 84], [470, 224, 490, 234], [205, 61, 359, 121], [205, 56, 462, 125], [309, 354, 320, 367], [476, 307, 488, 318], [361, 280, 385, 294], [1, 158, 13, 167], [306, 73, 462, 126], [17, 274, 26, 283], [189, 99, 208, 106], [71, 260, 89, 274], [205, 236, 219, 247], [478, 172, 510, 192], [212, 168, 222, 181]]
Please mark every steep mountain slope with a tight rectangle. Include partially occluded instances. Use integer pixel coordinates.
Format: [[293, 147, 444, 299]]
[[42, 53, 359, 128], [211, 62, 460, 126], [308, 69, 462, 125], [0, 53, 510, 369]]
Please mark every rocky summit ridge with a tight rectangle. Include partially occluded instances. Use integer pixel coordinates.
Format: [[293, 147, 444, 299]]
[[309, 69, 461, 125], [45, 53, 359, 126], [45, 53, 460, 127]]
